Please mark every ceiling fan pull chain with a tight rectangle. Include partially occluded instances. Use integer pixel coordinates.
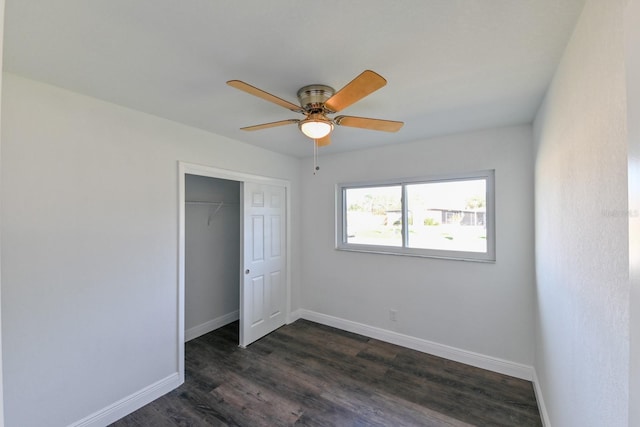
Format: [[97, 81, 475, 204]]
[[313, 139, 320, 174]]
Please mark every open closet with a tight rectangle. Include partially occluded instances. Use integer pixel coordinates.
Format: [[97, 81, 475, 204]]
[[184, 174, 240, 341]]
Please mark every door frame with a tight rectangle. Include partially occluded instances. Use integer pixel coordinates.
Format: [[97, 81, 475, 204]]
[[177, 161, 291, 383]]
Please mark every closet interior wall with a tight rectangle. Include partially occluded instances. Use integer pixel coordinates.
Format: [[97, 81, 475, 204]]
[[185, 174, 240, 341]]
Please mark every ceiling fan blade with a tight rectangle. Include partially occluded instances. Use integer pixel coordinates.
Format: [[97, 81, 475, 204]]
[[324, 70, 387, 113], [227, 80, 302, 112], [335, 115, 404, 132], [315, 134, 331, 147], [240, 119, 299, 131]]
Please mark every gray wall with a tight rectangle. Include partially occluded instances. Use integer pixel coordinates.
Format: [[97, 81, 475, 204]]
[[626, 0, 640, 425], [185, 175, 240, 339], [0, 2, 6, 425], [300, 125, 535, 367], [533, 0, 629, 425], [0, 73, 302, 427]]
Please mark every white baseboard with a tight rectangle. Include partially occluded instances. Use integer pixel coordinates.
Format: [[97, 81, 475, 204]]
[[69, 309, 544, 426], [294, 309, 534, 381], [68, 373, 181, 427], [288, 308, 303, 324], [185, 310, 239, 342], [69, 311, 239, 426], [532, 369, 551, 426]]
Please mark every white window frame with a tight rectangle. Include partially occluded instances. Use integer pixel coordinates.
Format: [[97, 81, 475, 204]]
[[336, 170, 496, 262]]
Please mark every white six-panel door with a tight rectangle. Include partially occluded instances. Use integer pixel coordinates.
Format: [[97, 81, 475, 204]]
[[240, 182, 286, 347]]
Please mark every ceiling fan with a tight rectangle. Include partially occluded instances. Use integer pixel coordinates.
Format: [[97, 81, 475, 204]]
[[227, 70, 403, 147]]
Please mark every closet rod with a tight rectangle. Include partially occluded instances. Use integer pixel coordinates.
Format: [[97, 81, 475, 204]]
[[185, 201, 240, 205]]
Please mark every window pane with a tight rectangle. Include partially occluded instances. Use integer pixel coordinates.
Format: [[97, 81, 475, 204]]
[[344, 186, 402, 247], [406, 179, 487, 253]]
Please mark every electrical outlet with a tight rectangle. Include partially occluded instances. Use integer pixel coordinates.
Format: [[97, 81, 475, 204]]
[[389, 309, 397, 322]]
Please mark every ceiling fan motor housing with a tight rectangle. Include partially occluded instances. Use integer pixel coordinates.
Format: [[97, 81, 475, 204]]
[[297, 85, 335, 112]]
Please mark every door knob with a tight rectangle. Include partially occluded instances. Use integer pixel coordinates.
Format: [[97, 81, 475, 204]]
[[245, 269, 250, 274]]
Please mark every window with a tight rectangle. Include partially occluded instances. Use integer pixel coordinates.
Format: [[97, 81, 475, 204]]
[[336, 170, 495, 262]]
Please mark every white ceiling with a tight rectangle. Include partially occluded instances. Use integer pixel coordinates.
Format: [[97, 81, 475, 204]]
[[3, 0, 586, 158]]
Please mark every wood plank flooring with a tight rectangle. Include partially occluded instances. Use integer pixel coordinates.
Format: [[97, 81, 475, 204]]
[[111, 320, 542, 426]]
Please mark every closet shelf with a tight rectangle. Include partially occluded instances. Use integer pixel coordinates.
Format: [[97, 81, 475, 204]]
[[186, 201, 239, 226]]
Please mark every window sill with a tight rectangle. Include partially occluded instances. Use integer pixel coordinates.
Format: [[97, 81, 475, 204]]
[[335, 244, 496, 263]]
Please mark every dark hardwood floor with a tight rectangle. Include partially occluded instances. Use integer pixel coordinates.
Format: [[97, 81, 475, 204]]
[[111, 320, 542, 426]]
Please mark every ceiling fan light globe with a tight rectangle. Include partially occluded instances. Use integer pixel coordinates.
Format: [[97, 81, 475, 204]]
[[299, 120, 333, 139]]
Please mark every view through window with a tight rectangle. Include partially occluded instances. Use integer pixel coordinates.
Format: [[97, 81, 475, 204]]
[[338, 171, 495, 261]]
